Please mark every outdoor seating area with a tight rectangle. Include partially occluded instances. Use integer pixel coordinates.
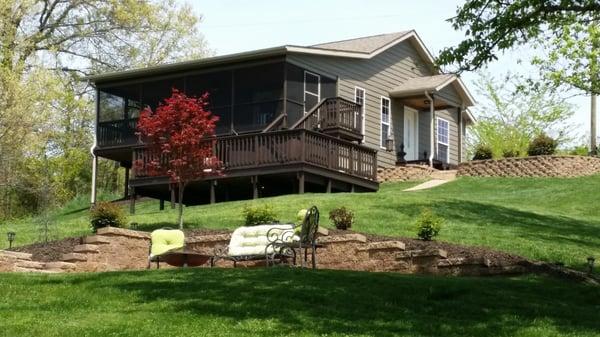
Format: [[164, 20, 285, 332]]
[[148, 206, 322, 270]]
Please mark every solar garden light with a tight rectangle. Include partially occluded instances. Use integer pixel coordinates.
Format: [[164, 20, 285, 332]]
[[7, 231, 15, 249], [587, 256, 595, 275]]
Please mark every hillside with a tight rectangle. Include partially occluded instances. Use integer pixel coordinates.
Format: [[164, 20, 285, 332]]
[[3, 176, 600, 269]]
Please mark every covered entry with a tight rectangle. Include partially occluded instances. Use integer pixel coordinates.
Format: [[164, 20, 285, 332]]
[[389, 74, 475, 167]]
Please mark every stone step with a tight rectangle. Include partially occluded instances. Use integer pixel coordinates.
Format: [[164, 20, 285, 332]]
[[430, 170, 457, 180], [62, 253, 87, 262], [319, 233, 367, 245], [73, 244, 99, 254], [357, 241, 406, 260], [13, 267, 60, 273], [0, 250, 32, 260], [15, 260, 45, 269], [83, 235, 111, 245], [44, 261, 76, 270], [396, 248, 448, 260]]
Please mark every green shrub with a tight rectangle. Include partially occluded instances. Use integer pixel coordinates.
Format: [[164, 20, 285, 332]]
[[415, 208, 443, 241], [472, 144, 493, 160], [329, 207, 354, 230], [527, 133, 557, 156], [242, 204, 278, 226], [502, 149, 520, 158], [569, 145, 589, 156], [89, 202, 127, 233]]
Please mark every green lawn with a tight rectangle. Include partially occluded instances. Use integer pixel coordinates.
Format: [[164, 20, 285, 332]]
[[3, 176, 600, 269], [0, 268, 598, 337]]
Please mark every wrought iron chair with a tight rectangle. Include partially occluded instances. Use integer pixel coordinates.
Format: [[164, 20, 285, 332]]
[[266, 206, 320, 269], [147, 227, 185, 269]]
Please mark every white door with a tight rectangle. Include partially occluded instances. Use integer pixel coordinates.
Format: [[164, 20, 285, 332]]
[[403, 109, 418, 161]]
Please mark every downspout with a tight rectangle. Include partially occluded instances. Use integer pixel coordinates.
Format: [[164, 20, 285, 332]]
[[90, 85, 98, 206], [424, 91, 435, 167]]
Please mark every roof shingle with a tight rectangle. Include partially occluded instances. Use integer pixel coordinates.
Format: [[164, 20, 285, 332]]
[[309, 31, 411, 54]]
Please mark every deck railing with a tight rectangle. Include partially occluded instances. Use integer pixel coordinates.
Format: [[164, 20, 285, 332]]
[[97, 118, 139, 147], [132, 129, 377, 181], [291, 97, 362, 135]]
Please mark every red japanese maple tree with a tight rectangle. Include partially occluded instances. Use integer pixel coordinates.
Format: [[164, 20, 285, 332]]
[[136, 89, 221, 228]]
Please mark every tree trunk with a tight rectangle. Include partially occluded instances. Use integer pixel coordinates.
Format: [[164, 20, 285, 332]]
[[177, 182, 185, 229]]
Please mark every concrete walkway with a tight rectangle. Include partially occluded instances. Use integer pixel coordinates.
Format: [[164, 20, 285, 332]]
[[403, 170, 457, 191]]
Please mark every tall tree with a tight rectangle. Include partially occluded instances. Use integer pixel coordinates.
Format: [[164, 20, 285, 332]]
[[136, 90, 221, 229], [437, 0, 600, 153], [0, 0, 210, 218]]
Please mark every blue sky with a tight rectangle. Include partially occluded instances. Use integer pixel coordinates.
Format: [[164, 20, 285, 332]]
[[191, 0, 591, 144]]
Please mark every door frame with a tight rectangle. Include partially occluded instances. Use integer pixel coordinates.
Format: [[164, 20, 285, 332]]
[[403, 108, 419, 160], [303, 71, 321, 114]]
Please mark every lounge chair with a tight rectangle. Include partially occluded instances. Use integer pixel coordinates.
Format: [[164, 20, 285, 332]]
[[148, 228, 185, 269], [213, 206, 320, 268]]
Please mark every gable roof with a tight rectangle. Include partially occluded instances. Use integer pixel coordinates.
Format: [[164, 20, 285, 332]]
[[309, 32, 411, 54], [86, 31, 437, 83]]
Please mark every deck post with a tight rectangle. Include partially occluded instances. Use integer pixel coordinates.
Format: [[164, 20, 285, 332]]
[[251, 176, 258, 199], [210, 180, 216, 204], [170, 186, 176, 209], [123, 168, 130, 200], [298, 172, 305, 194], [159, 199, 165, 211], [350, 184, 355, 193], [326, 179, 332, 193], [129, 187, 136, 215]]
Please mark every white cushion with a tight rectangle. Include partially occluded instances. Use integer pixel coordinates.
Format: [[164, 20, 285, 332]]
[[228, 224, 298, 257]]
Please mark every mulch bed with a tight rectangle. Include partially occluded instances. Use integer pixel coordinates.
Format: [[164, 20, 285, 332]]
[[11, 227, 527, 267], [11, 237, 82, 262]]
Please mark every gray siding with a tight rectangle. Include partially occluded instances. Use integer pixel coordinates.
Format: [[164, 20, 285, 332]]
[[287, 40, 432, 167], [419, 110, 431, 160]]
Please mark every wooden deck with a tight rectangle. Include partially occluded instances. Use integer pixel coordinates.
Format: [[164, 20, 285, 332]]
[[131, 128, 378, 190]]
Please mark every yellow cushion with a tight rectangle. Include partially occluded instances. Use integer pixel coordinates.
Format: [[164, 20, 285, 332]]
[[150, 229, 185, 257]]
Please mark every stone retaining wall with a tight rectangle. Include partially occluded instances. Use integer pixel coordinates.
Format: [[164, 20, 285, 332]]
[[458, 155, 600, 178], [377, 164, 434, 182], [0, 227, 530, 277]]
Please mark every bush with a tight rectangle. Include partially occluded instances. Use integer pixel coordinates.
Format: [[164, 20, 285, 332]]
[[472, 144, 493, 160], [569, 145, 589, 156], [527, 133, 557, 156], [415, 208, 443, 241], [502, 149, 520, 158], [329, 207, 354, 230], [89, 202, 127, 233], [242, 204, 278, 226]]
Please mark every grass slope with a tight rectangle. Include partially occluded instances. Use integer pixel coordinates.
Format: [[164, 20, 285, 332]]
[[0, 269, 598, 337], [3, 176, 600, 269]]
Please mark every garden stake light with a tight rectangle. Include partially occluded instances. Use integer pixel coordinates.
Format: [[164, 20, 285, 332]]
[[7, 231, 15, 249]]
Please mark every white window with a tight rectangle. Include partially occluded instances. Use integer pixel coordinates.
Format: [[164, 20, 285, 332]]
[[437, 117, 449, 163], [380, 97, 391, 148], [354, 87, 365, 140]]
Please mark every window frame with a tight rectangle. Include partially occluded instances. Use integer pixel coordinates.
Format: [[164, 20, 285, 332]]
[[380, 96, 391, 149], [354, 87, 366, 142], [303, 70, 321, 114], [436, 117, 450, 163]]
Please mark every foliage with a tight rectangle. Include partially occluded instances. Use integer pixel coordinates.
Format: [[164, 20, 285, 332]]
[[136, 89, 221, 228], [437, 0, 600, 84], [568, 145, 590, 156], [502, 149, 520, 158], [0, 0, 210, 219], [527, 134, 558, 156], [328, 207, 354, 230], [242, 204, 278, 226], [467, 73, 575, 158], [415, 208, 443, 241], [472, 144, 493, 160], [89, 201, 127, 232]]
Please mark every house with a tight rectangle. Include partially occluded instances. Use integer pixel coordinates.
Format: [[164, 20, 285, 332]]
[[88, 31, 475, 207]]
